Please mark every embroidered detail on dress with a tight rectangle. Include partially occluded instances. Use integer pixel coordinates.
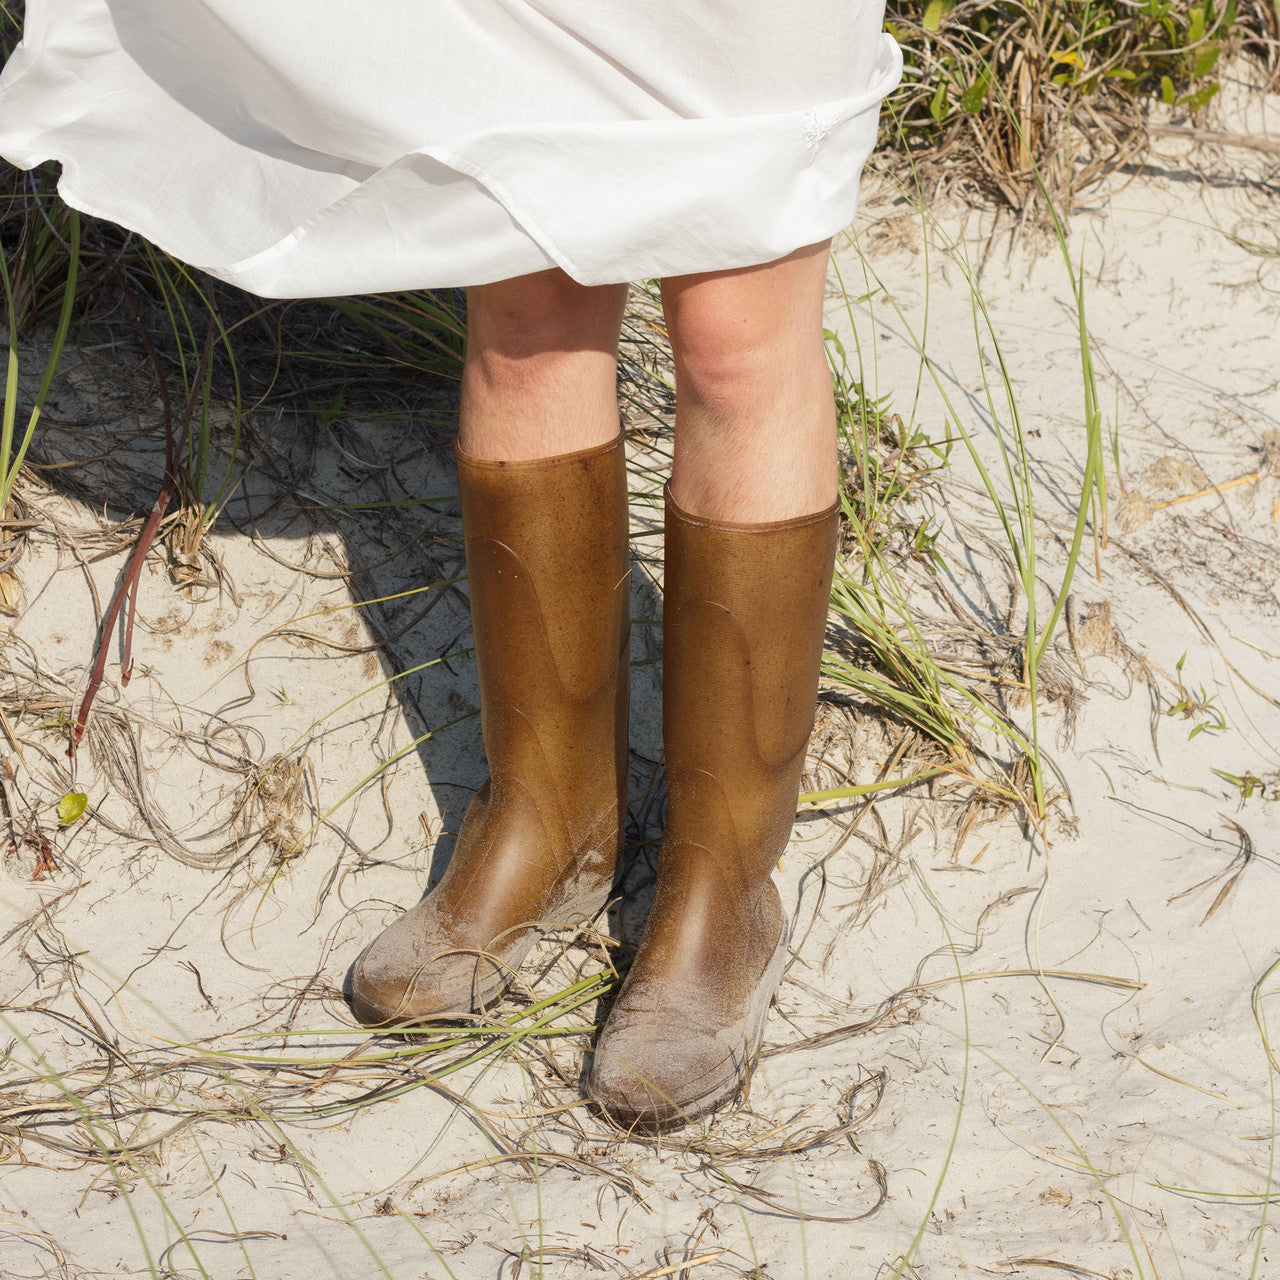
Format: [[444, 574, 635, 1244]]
[[801, 107, 840, 164]]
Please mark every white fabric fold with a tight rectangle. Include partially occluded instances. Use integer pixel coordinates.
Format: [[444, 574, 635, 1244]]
[[0, 0, 900, 297]]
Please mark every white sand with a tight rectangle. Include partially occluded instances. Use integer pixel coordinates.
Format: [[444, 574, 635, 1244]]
[[2, 82, 1279, 1279]]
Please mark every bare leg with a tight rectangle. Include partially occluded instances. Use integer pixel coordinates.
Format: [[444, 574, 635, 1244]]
[[459, 268, 629, 459], [662, 240, 836, 522]]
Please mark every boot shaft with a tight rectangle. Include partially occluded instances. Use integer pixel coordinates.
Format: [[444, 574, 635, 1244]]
[[456, 434, 631, 846], [660, 486, 838, 889]]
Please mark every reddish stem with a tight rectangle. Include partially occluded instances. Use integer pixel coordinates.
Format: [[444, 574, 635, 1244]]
[[70, 290, 214, 752]]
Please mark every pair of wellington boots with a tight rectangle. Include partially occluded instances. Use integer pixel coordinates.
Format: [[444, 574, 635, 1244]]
[[349, 431, 838, 1129]]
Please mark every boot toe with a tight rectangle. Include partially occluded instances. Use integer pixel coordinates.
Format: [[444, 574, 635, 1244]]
[[587, 1010, 747, 1130], [348, 911, 518, 1027], [586, 923, 789, 1130]]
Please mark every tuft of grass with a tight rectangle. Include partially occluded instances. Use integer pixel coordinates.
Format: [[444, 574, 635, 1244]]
[[824, 344, 968, 756], [1, 207, 78, 515], [821, 235, 1085, 827], [822, 72, 1112, 825], [882, 0, 1275, 209]]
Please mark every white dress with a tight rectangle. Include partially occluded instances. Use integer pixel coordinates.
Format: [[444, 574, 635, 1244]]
[[0, 1, 900, 299]]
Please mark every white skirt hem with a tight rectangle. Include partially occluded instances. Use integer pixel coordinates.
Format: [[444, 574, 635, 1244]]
[[0, 5, 901, 298]]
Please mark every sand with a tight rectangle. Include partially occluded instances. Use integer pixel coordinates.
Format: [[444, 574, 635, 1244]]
[[2, 77, 1279, 1280]]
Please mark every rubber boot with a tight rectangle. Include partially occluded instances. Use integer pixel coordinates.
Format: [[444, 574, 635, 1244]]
[[587, 484, 838, 1127], [350, 433, 630, 1025]]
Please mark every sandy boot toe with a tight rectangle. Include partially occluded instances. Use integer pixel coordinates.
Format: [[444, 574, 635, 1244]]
[[589, 924, 788, 1128], [349, 899, 529, 1026]]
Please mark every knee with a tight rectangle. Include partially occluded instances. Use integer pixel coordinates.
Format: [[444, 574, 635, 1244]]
[[663, 242, 833, 420], [669, 310, 811, 421]]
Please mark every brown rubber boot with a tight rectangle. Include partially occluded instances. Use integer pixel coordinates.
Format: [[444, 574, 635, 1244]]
[[350, 433, 630, 1025], [587, 484, 838, 1128]]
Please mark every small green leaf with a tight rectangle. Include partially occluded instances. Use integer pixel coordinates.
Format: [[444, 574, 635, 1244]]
[[1192, 44, 1221, 79], [315, 392, 344, 431], [1184, 83, 1221, 112], [1161, 75, 1176, 105], [929, 79, 950, 122], [922, 0, 954, 33], [961, 70, 991, 114], [1188, 7, 1206, 43], [57, 791, 88, 825]]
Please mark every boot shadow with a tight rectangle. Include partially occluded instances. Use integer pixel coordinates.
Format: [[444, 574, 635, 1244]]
[[27, 279, 679, 1044]]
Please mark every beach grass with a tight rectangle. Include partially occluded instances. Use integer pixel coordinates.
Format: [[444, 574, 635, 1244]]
[[2, 3, 1279, 1277], [0, 207, 1107, 1276], [884, 0, 1278, 207]]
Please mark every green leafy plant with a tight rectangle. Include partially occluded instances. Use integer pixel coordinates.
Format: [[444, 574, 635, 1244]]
[[1166, 651, 1229, 739], [1212, 768, 1278, 801], [883, 0, 1256, 208]]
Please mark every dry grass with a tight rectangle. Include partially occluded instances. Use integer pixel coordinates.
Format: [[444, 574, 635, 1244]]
[[2, 3, 1279, 1276], [884, 0, 1280, 210]]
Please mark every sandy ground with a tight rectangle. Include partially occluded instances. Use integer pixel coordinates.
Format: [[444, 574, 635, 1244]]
[[2, 78, 1280, 1280]]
